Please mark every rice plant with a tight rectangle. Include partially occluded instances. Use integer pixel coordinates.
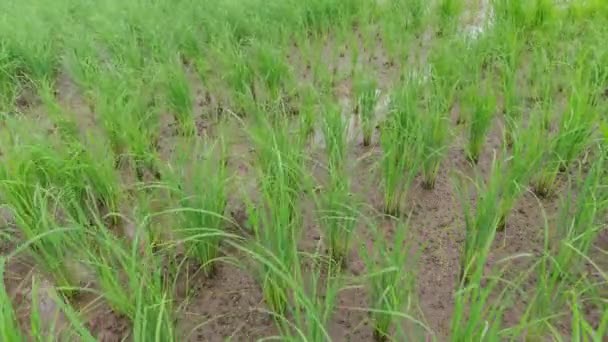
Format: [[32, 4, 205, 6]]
[[437, 0, 463, 36], [497, 113, 545, 231], [0, 177, 84, 295], [298, 84, 319, 140], [318, 104, 357, 266], [553, 65, 598, 172], [163, 136, 230, 277], [420, 80, 452, 189], [245, 110, 307, 316], [380, 79, 423, 215], [519, 153, 607, 337], [454, 154, 503, 284], [83, 214, 176, 341], [165, 59, 195, 136], [552, 153, 606, 279], [360, 219, 428, 341], [354, 72, 379, 147], [92, 65, 161, 179], [464, 82, 496, 164]]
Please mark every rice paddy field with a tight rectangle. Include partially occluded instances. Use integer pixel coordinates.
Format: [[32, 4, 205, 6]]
[[1, 0, 607, 340]]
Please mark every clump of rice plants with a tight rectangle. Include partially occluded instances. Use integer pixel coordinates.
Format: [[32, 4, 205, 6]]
[[250, 41, 292, 100], [233, 238, 341, 339], [405, 0, 427, 31], [36, 84, 121, 219], [164, 136, 230, 277], [552, 152, 606, 278], [532, 63, 597, 197], [420, 80, 452, 189], [354, 72, 379, 147], [92, 65, 161, 180], [0, 144, 87, 295], [298, 84, 319, 140], [380, 79, 423, 215], [497, 114, 545, 231], [221, 43, 256, 111], [6, 188, 87, 295], [464, 81, 496, 164], [450, 256, 515, 340], [496, 27, 523, 147], [519, 152, 607, 337], [245, 110, 307, 316], [454, 154, 503, 284], [553, 65, 598, 172], [164, 59, 196, 136], [529, 101, 566, 198], [360, 219, 428, 341], [83, 213, 175, 341], [492, 0, 527, 27], [437, 0, 463, 36]]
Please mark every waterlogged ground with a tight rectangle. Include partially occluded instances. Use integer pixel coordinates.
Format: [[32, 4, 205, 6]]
[[1, 0, 607, 341]]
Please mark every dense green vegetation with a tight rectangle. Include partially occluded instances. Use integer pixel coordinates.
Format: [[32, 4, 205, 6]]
[[1, 0, 607, 340]]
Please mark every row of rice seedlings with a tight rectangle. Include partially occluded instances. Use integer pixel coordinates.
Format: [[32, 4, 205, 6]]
[[163, 136, 230, 277], [518, 153, 607, 338], [80, 205, 176, 341], [1, 113, 120, 228], [421, 79, 452, 190], [551, 153, 606, 280], [234, 237, 340, 340], [90, 65, 161, 180], [292, 254, 341, 341], [354, 72, 379, 147], [319, 103, 357, 267], [456, 114, 544, 279], [217, 42, 257, 112], [450, 252, 531, 340], [0, 144, 86, 294], [0, 3, 61, 83], [530, 63, 599, 198], [450, 154, 523, 340], [380, 79, 423, 216], [36, 81, 121, 218], [360, 218, 429, 341], [245, 109, 307, 317]]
